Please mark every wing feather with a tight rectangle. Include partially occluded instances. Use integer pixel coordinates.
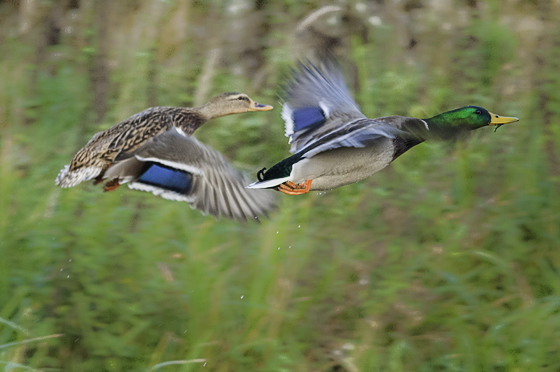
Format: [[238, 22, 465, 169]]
[[115, 129, 277, 221], [298, 117, 423, 158], [282, 61, 367, 153]]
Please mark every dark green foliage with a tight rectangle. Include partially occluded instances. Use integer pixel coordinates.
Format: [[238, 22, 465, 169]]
[[1, 1, 560, 371]]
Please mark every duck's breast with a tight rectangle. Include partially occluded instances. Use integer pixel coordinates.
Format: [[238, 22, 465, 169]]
[[291, 138, 394, 190]]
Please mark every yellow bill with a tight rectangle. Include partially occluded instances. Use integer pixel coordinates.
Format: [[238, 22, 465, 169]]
[[489, 112, 519, 125]]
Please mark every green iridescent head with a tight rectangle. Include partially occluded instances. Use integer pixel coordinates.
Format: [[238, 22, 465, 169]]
[[427, 106, 519, 130], [422, 106, 519, 140]]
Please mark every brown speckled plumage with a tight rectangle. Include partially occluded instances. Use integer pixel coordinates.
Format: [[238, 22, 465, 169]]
[[72, 107, 205, 170], [56, 92, 273, 188]]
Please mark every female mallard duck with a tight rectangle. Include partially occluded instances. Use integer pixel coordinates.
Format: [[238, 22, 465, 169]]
[[56, 92, 272, 189], [55, 92, 276, 221], [247, 62, 519, 195]]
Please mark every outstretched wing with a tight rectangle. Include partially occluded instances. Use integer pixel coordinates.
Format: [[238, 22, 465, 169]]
[[282, 61, 366, 153], [105, 128, 277, 222]]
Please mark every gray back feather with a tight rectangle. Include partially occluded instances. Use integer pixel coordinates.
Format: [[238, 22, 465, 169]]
[[301, 116, 424, 158]]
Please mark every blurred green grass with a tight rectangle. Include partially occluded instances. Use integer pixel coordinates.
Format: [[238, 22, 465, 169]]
[[1, 1, 560, 371]]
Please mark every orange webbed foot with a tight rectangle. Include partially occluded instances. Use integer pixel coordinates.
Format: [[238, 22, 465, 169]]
[[275, 180, 312, 195], [103, 179, 120, 192]]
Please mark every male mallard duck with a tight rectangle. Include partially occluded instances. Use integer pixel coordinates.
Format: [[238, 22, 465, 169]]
[[247, 63, 519, 195], [56, 92, 272, 189], [98, 127, 276, 221]]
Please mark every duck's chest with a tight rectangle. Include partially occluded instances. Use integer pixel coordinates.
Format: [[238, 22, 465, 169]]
[[291, 139, 395, 190]]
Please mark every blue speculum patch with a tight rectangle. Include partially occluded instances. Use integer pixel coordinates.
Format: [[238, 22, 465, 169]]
[[137, 163, 193, 195], [292, 107, 326, 131]]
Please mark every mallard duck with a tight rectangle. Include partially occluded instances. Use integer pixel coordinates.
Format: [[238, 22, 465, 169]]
[[98, 127, 276, 221], [56, 92, 272, 189], [247, 62, 519, 195]]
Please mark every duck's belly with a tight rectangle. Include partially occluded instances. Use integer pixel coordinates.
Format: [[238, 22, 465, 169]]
[[290, 140, 395, 191]]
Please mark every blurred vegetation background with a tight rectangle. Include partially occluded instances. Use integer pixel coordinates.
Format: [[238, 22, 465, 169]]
[[1, 0, 560, 371]]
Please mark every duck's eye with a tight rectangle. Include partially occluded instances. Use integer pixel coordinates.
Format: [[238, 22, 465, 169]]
[[475, 110, 482, 115], [238, 96, 245, 101]]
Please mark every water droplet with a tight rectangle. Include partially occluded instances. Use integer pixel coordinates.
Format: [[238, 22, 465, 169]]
[[66, 275, 69, 278], [69, 259, 72, 262], [276, 231, 279, 234], [298, 225, 301, 228], [203, 362, 207, 367], [60, 268, 63, 271], [289, 246, 292, 249], [278, 247, 280, 250], [52, 238, 55, 240], [184, 330, 187, 333], [240, 295, 244, 299]]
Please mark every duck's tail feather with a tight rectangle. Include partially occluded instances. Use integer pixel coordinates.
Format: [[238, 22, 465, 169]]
[[246, 177, 291, 189], [55, 164, 103, 188]]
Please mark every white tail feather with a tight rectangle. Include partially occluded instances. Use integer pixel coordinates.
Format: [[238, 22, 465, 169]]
[[246, 177, 291, 189], [55, 165, 102, 188]]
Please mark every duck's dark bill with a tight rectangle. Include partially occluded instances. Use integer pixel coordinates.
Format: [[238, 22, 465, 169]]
[[489, 112, 519, 125], [249, 102, 274, 111]]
